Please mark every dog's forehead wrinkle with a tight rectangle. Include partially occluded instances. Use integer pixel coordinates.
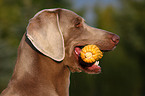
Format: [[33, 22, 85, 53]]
[[62, 9, 81, 17], [60, 9, 83, 23]]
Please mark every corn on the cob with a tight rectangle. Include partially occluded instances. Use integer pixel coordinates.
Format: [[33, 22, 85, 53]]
[[80, 45, 103, 63]]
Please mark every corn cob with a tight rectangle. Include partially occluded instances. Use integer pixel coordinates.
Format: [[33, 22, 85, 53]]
[[80, 45, 103, 63]]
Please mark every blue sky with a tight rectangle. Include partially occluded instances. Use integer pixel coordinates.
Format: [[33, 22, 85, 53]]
[[71, 0, 120, 9], [70, 0, 120, 25]]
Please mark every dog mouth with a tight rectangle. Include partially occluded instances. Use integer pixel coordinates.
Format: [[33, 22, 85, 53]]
[[74, 46, 104, 74]]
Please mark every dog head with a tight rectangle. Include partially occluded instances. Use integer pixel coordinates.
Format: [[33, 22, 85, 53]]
[[26, 8, 119, 74]]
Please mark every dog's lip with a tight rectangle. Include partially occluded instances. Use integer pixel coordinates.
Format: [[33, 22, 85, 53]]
[[100, 46, 116, 52], [74, 46, 102, 74]]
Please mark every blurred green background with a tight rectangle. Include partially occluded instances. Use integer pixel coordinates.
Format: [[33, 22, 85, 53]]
[[0, 0, 145, 96]]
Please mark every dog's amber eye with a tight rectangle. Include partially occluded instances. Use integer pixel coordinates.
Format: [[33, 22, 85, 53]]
[[75, 17, 83, 28], [75, 22, 82, 28]]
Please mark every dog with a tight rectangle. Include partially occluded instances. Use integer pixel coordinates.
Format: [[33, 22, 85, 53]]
[[0, 8, 119, 96]]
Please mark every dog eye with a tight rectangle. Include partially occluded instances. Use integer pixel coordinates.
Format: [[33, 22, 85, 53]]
[[75, 22, 82, 28]]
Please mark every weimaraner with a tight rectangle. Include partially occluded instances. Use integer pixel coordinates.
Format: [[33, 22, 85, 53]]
[[0, 8, 119, 96]]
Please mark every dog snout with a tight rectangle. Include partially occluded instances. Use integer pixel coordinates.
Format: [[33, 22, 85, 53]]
[[111, 34, 120, 45]]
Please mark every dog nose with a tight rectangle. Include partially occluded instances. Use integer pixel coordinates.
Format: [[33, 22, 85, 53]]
[[111, 34, 120, 45]]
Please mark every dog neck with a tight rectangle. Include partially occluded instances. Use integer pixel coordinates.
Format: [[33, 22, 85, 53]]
[[6, 35, 70, 96]]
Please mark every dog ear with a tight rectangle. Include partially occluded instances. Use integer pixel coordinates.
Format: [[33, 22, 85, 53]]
[[26, 9, 65, 61]]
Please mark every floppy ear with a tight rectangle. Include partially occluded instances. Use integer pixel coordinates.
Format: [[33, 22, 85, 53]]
[[26, 9, 65, 61]]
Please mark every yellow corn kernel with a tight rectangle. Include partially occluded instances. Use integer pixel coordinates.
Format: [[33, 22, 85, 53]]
[[85, 52, 93, 58], [80, 45, 103, 63]]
